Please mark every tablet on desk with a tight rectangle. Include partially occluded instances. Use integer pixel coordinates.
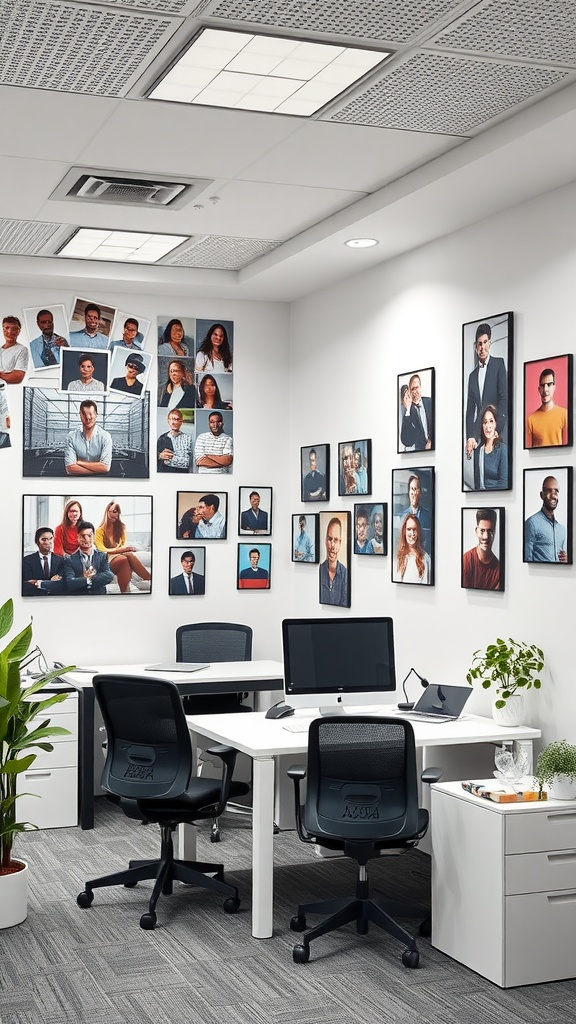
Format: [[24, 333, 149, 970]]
[[144, 662, 210, 673]]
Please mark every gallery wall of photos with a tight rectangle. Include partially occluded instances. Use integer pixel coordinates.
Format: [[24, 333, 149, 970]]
[[2, 298, 572, 605]]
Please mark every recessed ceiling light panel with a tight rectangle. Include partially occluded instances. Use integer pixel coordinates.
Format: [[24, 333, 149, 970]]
[[56, 228, 189, 264], [149, 28, 390, 116], [345, 238, 379, 248]]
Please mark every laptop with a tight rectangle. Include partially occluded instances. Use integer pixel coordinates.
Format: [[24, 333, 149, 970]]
[[144, 662, 209, 673], [400, 684, 472, 722]]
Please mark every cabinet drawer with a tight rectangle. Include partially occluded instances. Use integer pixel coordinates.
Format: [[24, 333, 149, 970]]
[[26, 710, 78, 742], [29, 740, 77, 770], [506, 890, 576, 986], [18, 766, 77, 829], [506, 807, 576, 854], [506, 849, 576, 894]]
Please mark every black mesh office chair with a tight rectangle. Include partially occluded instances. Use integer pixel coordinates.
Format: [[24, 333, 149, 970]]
[[176, 622, 253, 842], [76, 674, 249, 930], [287, 717, 441, 965]]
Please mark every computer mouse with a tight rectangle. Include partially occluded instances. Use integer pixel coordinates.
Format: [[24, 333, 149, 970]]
[[265, 704, 294, 719]]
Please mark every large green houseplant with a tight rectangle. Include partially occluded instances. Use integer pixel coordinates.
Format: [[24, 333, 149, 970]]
[[466, 637, 544, 724], [0, 598, 73, 892]]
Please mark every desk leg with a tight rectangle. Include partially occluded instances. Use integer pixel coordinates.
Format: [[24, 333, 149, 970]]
[[252, 754, 275, 939], [78, 686, 95, 830]]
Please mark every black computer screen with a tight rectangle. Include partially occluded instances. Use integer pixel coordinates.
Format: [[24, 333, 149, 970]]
[[282, 617, 396, 697]]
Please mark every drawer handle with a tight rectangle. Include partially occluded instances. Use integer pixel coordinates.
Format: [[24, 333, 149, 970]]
[[24, 771, 52, 779], [547, 852, 576, 863], [547, 812, 576, 823], [547, 892, 576, 905]]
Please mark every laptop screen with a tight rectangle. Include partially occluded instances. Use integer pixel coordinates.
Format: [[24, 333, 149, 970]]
[[413, 684, 472, 717]]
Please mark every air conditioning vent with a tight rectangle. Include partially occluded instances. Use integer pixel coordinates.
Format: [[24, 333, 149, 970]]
[[50, 167, 213, 210]]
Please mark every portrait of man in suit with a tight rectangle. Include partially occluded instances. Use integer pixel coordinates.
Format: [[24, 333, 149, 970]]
[[398, 369, 434, 452], [169, 550, 205, 595], [62, 520, 113, 595], [22, 526, 65, 597], [463, 314, 512, 492], [239, 489, 270, 534]]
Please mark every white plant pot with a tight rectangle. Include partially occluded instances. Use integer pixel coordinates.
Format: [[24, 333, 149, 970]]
[[549, 775, 576, 800], [0, 859, 28, 928], [492, 693, 524, 727]]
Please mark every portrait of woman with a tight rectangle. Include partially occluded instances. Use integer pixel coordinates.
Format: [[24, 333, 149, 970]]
[[473, 404, 509, 490], [158, 360, 196, 410], [95, 500, 151, 594], [158, 318, 190, 357], [196, 373, 231, 410], [195, 323, 233, 374], [53, 499, 83, 555], [393, 514, 431, 585]]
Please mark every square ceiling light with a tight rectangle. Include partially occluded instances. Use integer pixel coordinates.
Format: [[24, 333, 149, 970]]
[[148, 29, 390, 116], [56, 228, 189, 263]]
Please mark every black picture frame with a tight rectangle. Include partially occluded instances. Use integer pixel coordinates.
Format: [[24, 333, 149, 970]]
[[461, 507, 505, 592], [168, 546, 206, 596], [462, 311, 513, 493], [301, 443, 329, 502], [22, 494, 152, 597], [391, 467, 435, 585], [353, 502, 387, 555], [176, 490, 227, 540], [238, 486, 272, 536], [237, 542, 271, 590], [523, 467, 572, 564], [524, 354, 573, 450], [291, 512, 319, 563], [318, 510, 351, 607], [397, 367, 435, 453], [338, 439, 372, 496]]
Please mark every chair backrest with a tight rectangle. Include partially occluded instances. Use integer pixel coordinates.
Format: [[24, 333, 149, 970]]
[[93, 674, 193, 801], [176, 622, 253, 663], [303, 716, 420, 842]]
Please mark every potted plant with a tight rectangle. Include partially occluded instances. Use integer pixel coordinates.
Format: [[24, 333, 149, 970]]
[[535, 740, 576, 800], [0, 598, 73, 928], [466, 637, 544, 726]]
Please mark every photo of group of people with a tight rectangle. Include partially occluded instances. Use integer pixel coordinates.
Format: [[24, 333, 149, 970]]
[[22, 494, 152, 597], [156, 316, 234, 475], [354, 503, 387, 555], [462, 311, 513, 492], [338, 439, 371, 496]]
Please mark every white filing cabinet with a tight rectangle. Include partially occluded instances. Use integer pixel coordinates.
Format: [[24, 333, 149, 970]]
[[431, 780, 576, 987], [17, 684, 78, 829]]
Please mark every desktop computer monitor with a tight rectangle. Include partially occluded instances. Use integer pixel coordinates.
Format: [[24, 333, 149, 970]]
[[282, 617, 396, 714]]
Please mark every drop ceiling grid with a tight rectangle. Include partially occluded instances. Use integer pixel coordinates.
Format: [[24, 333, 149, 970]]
[[168, 234, 282, 268], [434, 0, 576, 66], [0, 219, 70, 255]]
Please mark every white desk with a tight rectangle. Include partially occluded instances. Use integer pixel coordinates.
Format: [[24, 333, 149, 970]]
[[61, 660, 284, 828], [184, 708, 541, 939]]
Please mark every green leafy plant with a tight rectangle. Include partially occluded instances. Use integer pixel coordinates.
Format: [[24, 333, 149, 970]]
[[466, 637, 544, 709], [0, 598, 74, 874], [535, 741, 576, 791]]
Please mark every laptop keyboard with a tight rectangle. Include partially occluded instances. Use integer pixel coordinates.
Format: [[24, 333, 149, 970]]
[[402, 713, 458, 722]]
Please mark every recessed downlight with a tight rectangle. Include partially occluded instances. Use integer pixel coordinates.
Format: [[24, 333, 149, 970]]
[[345, 238, 379, 249]]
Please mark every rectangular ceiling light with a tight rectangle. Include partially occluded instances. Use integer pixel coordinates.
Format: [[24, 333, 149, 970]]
[[149, 28, 389, 116], [56, 228, 189, 263]]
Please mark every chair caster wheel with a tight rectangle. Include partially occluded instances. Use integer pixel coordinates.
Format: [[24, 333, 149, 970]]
[[210, 829, 221, 843], [293, 943, 310, 964], [419, 917, 431, 937], [124, 881, 138, 888], [290, 914, 307, 932], [76, 890, 94, 908], [140, 911, 157, 930], [223, 896, 240, 914], [402, 948, 419, 968]]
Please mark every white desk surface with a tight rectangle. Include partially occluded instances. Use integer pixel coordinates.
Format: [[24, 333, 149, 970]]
[[62, 660, 284, 690]]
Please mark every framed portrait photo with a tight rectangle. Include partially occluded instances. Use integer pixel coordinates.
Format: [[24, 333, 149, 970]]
[[524, 354, 573, 449], [22, 303, 69, 371], [108, 346, 152, 399], [109, 310, 151, 352], [462, 311, 513, 492], [523, 467, 572, 564], [238, 486, 272, 535], [60, 347, 109, 395], [338, 439, 372, 496], [68, 297, 116, 348], [22, 494, 152, 597], [237, 542, 271, 590], [168, 546, 205, 596], [461, 507, 505, 592], [397, 367, 435, 453], [354, 502, 387, 555], [301, 443, 329, 502], [176, 490, 227, 540], [391, 467, 434, 585], [318, 510, 351, 607], [292, 512, 319, 563]]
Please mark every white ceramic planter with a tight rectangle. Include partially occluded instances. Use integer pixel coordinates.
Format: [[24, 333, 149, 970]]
[[549, 775, 576, 800], [492, 693, 524, 727], [0, 859, 28, 928]]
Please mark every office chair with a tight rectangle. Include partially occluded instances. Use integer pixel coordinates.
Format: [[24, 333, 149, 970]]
[[176, 622, 253, 842], [287, 716, 441, 965], [76, 674, 249, 930]]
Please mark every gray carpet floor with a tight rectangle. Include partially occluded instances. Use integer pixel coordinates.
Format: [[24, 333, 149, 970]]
[[2, 800, 576, 1024]]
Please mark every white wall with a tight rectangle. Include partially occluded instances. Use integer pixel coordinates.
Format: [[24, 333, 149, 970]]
[[1, 284, 290, 663], [288, 179, 576, 744]]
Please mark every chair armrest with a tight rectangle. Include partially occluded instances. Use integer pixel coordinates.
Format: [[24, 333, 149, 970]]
[[205, 744, 239, 816], [421, 767, 443, 785], [286, 764, 312, 843], [287, 764, 307, 781]]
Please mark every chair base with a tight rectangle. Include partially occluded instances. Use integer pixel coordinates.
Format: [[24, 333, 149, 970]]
[[77, 825, 240, 928]]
